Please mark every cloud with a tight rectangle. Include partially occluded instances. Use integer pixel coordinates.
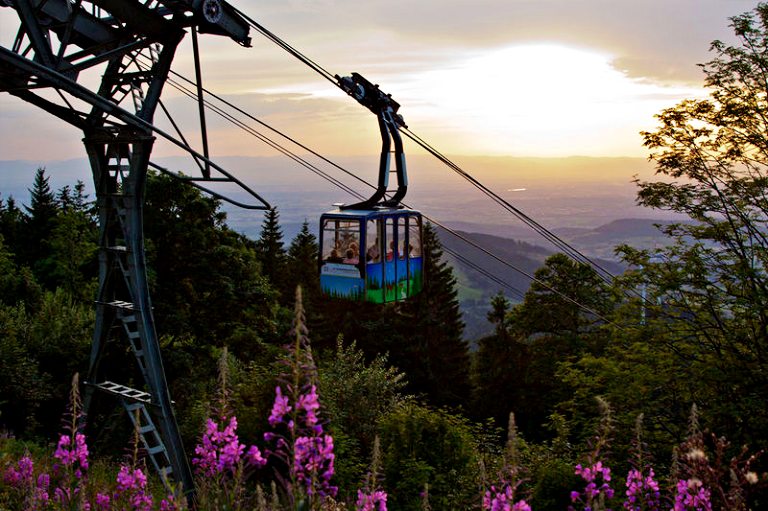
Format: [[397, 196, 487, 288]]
[[0, 0, 760, 160], [240, 0, 757, 86]]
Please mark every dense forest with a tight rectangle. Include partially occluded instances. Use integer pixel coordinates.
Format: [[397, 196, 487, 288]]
[[4, 4, 768, 511]]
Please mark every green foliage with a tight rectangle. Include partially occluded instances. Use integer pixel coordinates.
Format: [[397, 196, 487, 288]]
[[317, 338, 408, 499], [487, 291, 511, 337], [557, 320, 699, 467], [286, 220, 321, 314], [319, 338, 408, 449], [19, 168, 58, 286], [143, 171, 282, 352], [0, 195, 26, 265], [609, 2, 768, 449], [43, 208, 98, 300], [475, 253, 613, 441], [0, 235, 42, 308], [378, 402, 481, 510], [0, 290, 93, 438]]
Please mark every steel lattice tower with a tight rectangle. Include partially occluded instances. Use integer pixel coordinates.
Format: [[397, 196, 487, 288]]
[[0, 0, 268, 493]]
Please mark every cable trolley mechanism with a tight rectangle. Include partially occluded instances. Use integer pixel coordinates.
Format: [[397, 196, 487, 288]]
[[319, 73, 423, 302]]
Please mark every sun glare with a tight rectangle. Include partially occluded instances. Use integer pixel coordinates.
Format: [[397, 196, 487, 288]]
[[399, 44, 702, 157]]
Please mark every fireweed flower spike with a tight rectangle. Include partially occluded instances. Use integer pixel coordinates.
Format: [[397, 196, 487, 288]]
[[53, 432, 90, 475], [569, 461, 615, 511], [483, 484, 532, 511], [51, 373, 90, 508], [3, 455, 34, 487], [269, 386, 292, 427], [673, 478, 712, 511], [113, 464, 153, 511], [356, 489, 388, 511], [263, 286, 338, 509], [623, 468, 661, 511], [192, 415, 266, 477]]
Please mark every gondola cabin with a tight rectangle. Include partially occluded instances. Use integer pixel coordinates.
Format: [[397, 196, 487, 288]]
[[319, 208, 423, 302]]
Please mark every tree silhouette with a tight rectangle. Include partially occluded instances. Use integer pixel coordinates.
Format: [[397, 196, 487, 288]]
[[402, 222, 471, 408], [287, 220, 320, 308], [256, 206, 289, 302]]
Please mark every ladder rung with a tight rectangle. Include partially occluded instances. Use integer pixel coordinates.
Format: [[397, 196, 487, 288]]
[[93, 381, 152, 404], [147, 445, 167, 455], [107, 300, 136, 310]]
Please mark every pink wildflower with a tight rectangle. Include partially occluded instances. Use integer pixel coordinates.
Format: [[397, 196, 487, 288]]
[[674, 479, 712, 511], [268, 386, 292, 427], [483, 484, 531, 511], [53, 432, 89, 472], [192, 415, 263, 477], [293, 434, 337, 497], [356, 488, 388, 511], [297, 385, 321, 427], [246, 445, 267, 467], [94, 492, 111, 511], [4, 455, 34, 487]]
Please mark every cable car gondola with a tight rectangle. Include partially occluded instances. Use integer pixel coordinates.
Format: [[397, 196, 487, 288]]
[[319, 73, 423, 302]]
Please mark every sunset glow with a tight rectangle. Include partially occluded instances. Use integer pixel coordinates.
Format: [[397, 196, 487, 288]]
[[0, 1, 754, 160], [389, 44, 705, 157]]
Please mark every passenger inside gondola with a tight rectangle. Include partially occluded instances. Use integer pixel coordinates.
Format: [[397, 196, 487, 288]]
[[327, 248, 343, 263], [386, 240, 396, 261], [343, 247, 358, 264], [366, 237, 380, 262]]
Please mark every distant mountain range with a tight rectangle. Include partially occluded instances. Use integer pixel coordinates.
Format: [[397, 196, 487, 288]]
[[438, 218, 673, 341], [1, 156, 680, 341]]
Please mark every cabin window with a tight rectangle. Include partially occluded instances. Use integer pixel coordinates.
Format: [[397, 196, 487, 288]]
[[408, 215, 422, 258], [385, 217, 395, 261], [365, 219, 381, 262], [322, 219, 360, 264]]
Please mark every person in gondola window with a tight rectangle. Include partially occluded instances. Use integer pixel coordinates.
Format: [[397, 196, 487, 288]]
[[386, 240, 396, 261], [327, 248, 343, 263], [367, 237, 380, 262], [343, 247, 358, 264]]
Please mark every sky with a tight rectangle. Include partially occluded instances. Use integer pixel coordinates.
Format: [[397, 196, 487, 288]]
[[0, 0, 760, 161]]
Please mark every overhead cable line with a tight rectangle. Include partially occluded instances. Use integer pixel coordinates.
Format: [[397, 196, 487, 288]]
[[231, 7, 339, 88], [148, 59, 619, 325], [136, 54, 367, 201], [400, 128, 618, 284], [233, 13, 618, 286], [440, 244, 526, 301], [421, 216, 617, 324], [163, 66, 374, 191]]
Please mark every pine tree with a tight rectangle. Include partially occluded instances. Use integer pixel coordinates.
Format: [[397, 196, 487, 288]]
[[56, 180, 89, 214], [487, 291, 511, 338], [403, 222, 471, 408], [0, 195, 27, 263], [287, 220, 320, 305], [25, 167, 58, 238], [473, 294, 529, 432], [256, 206, 288, 300], [142, 171, 280, 351], [22, 168, 60, 285]]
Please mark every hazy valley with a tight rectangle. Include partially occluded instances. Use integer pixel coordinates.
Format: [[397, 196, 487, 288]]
[[1, 154, 679, 339]]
